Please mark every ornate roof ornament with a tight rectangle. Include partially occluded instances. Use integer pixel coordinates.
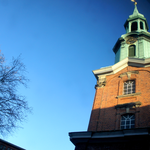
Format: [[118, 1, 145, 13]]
[[131, 0, 137, 5]]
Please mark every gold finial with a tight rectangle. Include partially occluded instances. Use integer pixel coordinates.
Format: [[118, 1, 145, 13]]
[[131, 0, 137, 5]]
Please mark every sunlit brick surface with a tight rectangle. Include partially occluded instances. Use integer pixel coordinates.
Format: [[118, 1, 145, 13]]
[[88, 66, 150, 131]]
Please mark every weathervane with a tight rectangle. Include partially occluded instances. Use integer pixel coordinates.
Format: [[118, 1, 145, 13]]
[[131, 0, 137, 5]]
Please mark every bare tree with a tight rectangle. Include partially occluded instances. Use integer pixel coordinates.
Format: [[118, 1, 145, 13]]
[[0, 52, 31, 136]]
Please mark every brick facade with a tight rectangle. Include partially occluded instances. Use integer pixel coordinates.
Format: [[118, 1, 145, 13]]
[[69, 5, 150, 150], [88, 66, 150, 131]]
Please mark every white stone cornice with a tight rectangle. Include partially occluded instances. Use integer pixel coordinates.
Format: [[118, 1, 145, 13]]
[[93, 57, 150, 79]]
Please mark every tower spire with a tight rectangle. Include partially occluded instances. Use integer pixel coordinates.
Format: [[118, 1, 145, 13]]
[[129, 1, 144, 18], [133, 4, 139, 15]]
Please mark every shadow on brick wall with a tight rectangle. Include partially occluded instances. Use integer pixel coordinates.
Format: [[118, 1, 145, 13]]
[[88, 104, 150, 131]]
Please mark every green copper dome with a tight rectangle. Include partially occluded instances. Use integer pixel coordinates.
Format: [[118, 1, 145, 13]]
[[124, 5, 149, 33], [113, 5, 150, 64]]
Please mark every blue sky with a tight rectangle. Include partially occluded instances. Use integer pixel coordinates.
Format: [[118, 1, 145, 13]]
[[0, 0, 150, 150]]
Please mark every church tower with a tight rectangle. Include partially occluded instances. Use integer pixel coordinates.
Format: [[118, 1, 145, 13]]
[[69, 2, 150, 150], [88, 3, 150, 132]]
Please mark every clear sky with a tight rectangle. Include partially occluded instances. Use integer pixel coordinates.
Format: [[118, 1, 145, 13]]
[[0, 0, 150, 150]]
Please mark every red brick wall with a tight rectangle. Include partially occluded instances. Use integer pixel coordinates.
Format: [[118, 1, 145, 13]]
[[88, 66, 150, 131]]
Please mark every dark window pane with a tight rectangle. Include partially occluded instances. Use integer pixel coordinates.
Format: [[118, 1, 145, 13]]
[[131, 22, 137, 31], [129, 45, 135, 57], [126, 121, 130, 125], [121, 121, 125, 125], [140, 21, 144, 29], [128, 89, 132, 94], [132, 87, 135, 90], [131, 120, 135, 124]]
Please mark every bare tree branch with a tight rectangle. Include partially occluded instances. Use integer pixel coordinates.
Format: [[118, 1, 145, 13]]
[[0, 52, 31, 136]]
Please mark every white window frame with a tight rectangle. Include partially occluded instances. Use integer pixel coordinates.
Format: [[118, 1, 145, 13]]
[[124, 80, 135, 95], [120, 114, 135, 129]]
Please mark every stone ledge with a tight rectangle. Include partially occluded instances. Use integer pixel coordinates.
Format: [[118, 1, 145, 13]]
[[116, 92, 141, 98], [115, 101, 141, 109], [69, 128, 149, 145]]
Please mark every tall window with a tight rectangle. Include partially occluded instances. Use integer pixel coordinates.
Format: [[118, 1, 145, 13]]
[[129, 45, 135, 57], [140, 21, 144, 29], [121, 114, 135, 129], [124, 80, 135, 95], [131, 22, 137, 31]]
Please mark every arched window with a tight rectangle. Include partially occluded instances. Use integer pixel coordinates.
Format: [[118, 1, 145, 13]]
[[124, 80, 135, 95], [140, 21, 144, 29], [129, 45, 135, 57], [131, 22, 137, 31], [121, 114, 135, 129]]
